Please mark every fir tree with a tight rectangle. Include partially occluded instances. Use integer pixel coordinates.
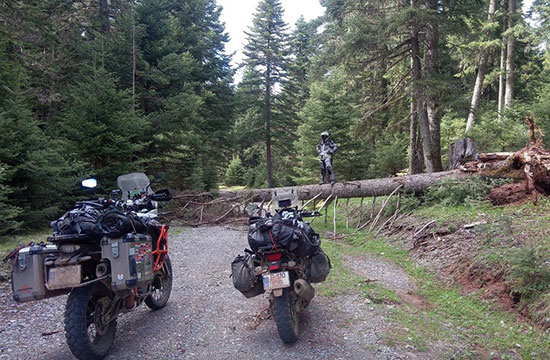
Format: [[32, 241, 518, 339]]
[[137, 0, 234, 190], [59, 68, 148, 187], [224, 156, 246, 186], [241, 0, 289, 188], [0, 70, 78, 228], [294, 70, 369, 184], [275, 17, 321, 185], [0, 165, 21, 236]]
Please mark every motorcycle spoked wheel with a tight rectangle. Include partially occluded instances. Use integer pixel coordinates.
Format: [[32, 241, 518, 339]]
[[64, 283, 117, 360], [271, 288, 300, 344], [145, 255, 173, 310]]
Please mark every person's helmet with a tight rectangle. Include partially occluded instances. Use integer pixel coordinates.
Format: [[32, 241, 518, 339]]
[[321, 131, 329, 140]]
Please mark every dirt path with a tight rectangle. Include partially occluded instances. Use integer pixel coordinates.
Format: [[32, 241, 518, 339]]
[[0, 227, 429, 360]]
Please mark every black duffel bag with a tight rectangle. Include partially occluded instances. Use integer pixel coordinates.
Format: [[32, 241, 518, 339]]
[[247, 217, 271, 252], [308, 248, 331, 283], [96, 209, 147, 238], [231, 253, 264, 298], [247, 214, 320, 256], [51, 204, 103, 241], [291, 221, 321, 257]]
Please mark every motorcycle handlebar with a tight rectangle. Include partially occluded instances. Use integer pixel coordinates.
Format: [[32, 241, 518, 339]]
[[78, 187, 171, 213], [299, 211, 321, 218], [75, 200, 110, 209]]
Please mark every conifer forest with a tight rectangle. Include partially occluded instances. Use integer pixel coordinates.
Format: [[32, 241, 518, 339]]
[[1, 0, 550, 234]]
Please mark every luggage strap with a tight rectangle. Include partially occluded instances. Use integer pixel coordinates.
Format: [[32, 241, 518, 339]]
[[269, 230, 277, 250]]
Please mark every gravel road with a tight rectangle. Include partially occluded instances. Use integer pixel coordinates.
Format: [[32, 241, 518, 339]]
[[0, 227, 429, 360]]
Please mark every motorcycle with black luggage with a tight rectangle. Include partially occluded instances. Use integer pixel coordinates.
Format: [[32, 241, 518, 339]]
[[232, 190, 331, 344], [7, 172, 173, 360]]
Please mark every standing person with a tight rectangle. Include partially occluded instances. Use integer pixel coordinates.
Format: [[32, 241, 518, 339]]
[[316, 131, 338, 185]]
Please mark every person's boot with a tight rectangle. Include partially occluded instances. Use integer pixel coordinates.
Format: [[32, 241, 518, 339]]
[[319, 171, 326, 185], [329, 171, 336, 185]]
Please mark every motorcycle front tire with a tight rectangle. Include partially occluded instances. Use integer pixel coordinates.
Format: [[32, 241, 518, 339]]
[[272, 288, 299, 344], [145, 255, 173, 310]]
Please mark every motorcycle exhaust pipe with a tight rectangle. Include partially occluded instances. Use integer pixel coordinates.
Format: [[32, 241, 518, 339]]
[[294, 279, 315, 302], [95, 262, 109, 278]]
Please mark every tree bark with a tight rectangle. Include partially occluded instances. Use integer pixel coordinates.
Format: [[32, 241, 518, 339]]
[[497, 9, 506, 120], [99, 0, 110, 34], [466, 0, 497, 132], [410, 1, 435, 173], [424, 0, 443, 171], [131, 2, 136, 112], [219, 170, 467, 201], [409, 100, 423, 174], [504, 0, 516, 108], [265, 62, 274, 188], [498, 0, 507, 120]]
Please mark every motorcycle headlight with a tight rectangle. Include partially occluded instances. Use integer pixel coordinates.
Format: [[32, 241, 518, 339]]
[[59, 244, 81, 254]]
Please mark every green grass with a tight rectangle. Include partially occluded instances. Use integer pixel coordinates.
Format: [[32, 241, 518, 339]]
[[309, 198, 550, 358], [0, 228, 51, 273], [414, 197, 550, 333], [0, 229, 52, 257], [169, 227, 185, 236], [316, 239, 401, 304]]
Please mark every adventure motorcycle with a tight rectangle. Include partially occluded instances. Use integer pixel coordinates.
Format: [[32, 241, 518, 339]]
[[7, 173, 172, 360], [232, 190, 331, 344]]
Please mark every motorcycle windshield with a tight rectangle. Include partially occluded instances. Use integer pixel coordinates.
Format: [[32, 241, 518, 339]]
[[117, 173, 152, 200]]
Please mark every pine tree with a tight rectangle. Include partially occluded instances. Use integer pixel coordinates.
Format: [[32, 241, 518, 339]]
[[274, 17, 321, 185], [281, 17, 320, 119], [59, 68, 148, 187], [294, 70, 369, 184], [137, 0, 234, 190], [0, 165, 21, 236], [465, 0, 499, 131], [0, 69, 79, 228], [241, 0, 289, 188], [224, 156, 246, 186]]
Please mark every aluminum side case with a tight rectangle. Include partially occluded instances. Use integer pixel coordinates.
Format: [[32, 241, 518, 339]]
[[11, 244, 63, 303], [101, 233, 154, 290]]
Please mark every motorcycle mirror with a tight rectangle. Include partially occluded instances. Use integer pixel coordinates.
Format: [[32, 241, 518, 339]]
[[81, 178, 98, 189], [245, 203, 260, 216]]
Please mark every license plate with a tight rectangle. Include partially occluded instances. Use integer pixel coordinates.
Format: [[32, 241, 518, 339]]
[[46, 265, 81, 290], [263, 271, 290, 290]]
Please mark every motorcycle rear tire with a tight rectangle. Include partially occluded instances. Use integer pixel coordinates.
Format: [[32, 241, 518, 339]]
[[64, 283, 117, 360], [145, 255, 173, 310], [272, 288, 299, 344]]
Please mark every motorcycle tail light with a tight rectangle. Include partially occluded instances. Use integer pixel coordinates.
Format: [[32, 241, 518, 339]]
[[266, 252, 282, 261]]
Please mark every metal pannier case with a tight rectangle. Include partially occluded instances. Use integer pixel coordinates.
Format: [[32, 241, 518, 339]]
[[11, 244, 64, 303], [101, 233, 154, 290]]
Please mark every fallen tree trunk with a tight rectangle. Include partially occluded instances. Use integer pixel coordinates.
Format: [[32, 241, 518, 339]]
[[219, 170, 467, 201], [218, 116, 549, 203]]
